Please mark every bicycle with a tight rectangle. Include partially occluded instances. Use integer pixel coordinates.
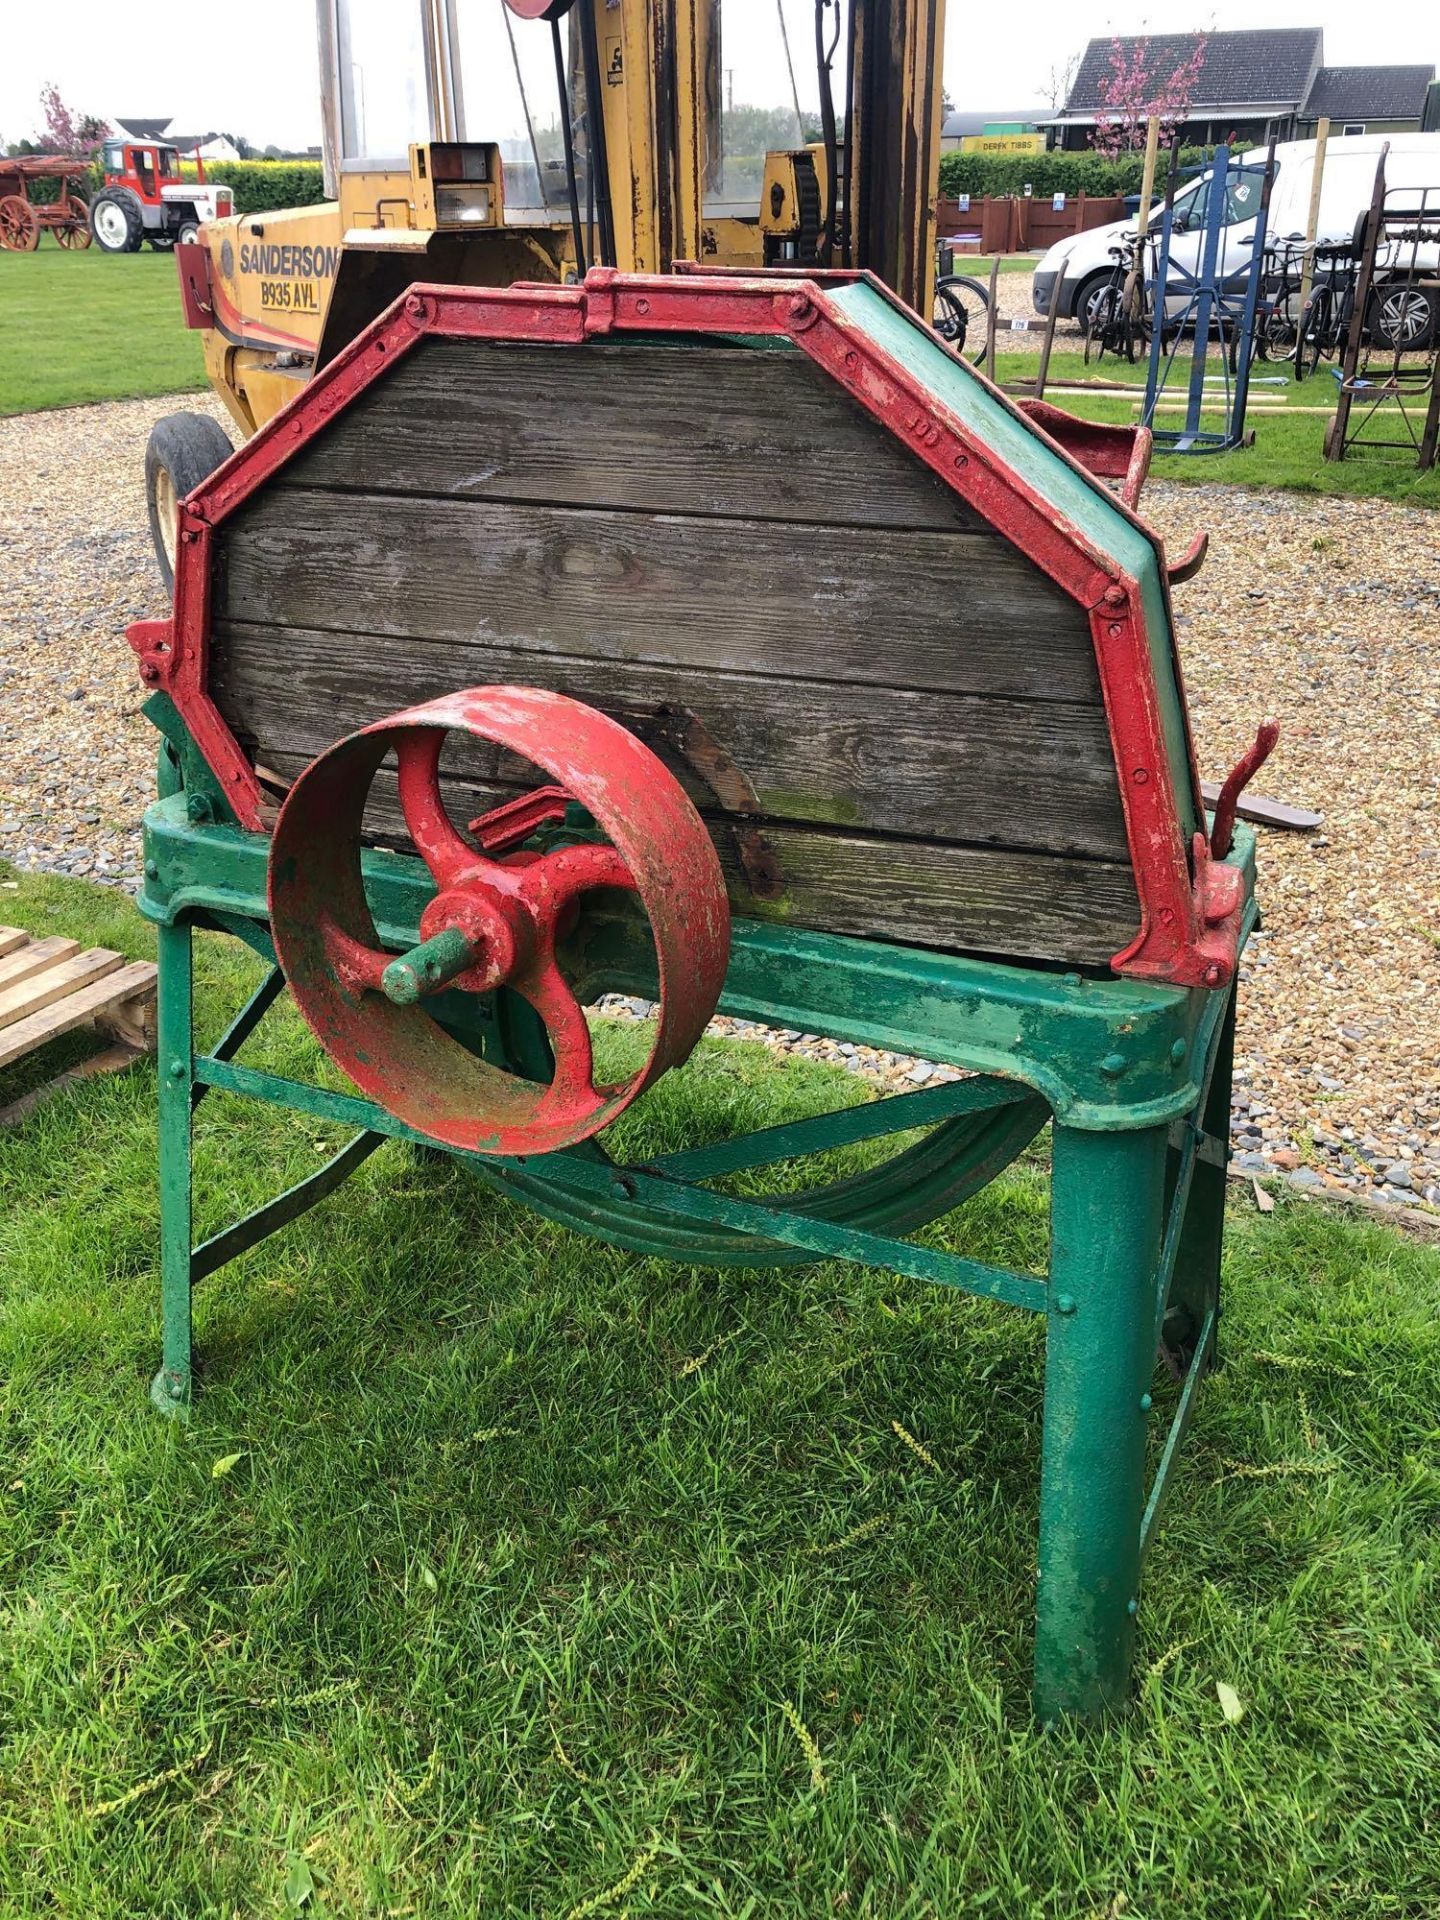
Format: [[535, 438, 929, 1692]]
[[1082, 234, 1155, 366], [1295, 240, 1360, 380], [932, 272, 992, 363]]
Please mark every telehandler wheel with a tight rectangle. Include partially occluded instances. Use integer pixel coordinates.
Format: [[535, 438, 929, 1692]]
[[89, 190, 143, 253], [145, 412, 234, 592]]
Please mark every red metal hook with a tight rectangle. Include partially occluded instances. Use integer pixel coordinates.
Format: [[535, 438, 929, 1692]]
[[1210, 719, 1280, 860]]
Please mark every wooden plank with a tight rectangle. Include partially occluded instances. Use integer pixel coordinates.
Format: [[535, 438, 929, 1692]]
[[0, 935, 81, 992], [0, 948, 123, 1032], [0, 962, 158, 1072], [282, 339, 992, 533], [211, 625, 1132, 861], [215, 490, 1099, 705], [0, 1044, 145, 1131], [0, 928, 28, 957], [1199, 780, 1321, 832], [262, 751, 1139, 966]]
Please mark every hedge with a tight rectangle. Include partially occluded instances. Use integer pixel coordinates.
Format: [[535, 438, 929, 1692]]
[[937, 146, 1215, 200], [197, 161, 327, 214], [12, 157, 329, 213]]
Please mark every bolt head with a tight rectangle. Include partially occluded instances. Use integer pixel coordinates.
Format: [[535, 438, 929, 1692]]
[[1140, 1392, 1153, 1412], [168, 1060, 186, 1079], [1054, 1294, 1077, 1317], [144, 859, 159, 879], [1127, 1597, 1139, 1617]]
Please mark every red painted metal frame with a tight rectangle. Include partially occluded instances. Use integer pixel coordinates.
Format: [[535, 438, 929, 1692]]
[[128, 266, 1249, 988]]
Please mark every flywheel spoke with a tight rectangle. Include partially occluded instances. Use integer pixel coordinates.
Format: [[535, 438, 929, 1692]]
[[515, 956, 600, 1113], [395, 729, 485, 887]]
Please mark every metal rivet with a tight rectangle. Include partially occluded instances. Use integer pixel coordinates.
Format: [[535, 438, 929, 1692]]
[[787, 292, 811, 318], [636, 296, 650, 315], [1099, 1052, 1127, 1078], [844, 350, 858, 370], [1104, 585, 1126, 607], [168, 1378, 184, 1400], [1140, 1393, 1153, 1412], [1170, 1039, 1187, 1064], [1133, 768, 1150, 785], [1108, 620, 1123, 636], [169, 1060, 186, 1079], [1127, 1597, 1139, 1617], [1054, 1294, 1077, 1317], [1204, 964, 1222, 987], [144, 859, 159, 879], [1160, 906, 1176, 927]]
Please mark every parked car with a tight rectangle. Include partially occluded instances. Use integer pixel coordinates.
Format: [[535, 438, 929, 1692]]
[[1033, 132, 1440, 347]]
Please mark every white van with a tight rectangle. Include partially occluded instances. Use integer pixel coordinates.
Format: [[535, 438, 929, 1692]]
[[1032, 132, 1440, 347]]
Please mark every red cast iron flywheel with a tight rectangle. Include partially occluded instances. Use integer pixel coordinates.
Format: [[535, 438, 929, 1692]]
[[268, 687, 731, 1156]]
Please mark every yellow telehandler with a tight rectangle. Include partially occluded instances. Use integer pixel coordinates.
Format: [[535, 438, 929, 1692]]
[[145, 0, 947, 580]]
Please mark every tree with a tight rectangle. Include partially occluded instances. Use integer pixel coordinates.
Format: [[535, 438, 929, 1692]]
[[1038, 50, 1082, 117], [35, 83, 105, 156], [1091, 35, 1208, 155]]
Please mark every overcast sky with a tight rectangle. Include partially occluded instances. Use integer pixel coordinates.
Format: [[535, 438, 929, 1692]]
[[2, 0, 1436, 154]]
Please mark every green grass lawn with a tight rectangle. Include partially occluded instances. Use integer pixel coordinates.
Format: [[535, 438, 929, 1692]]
[[0, 247, 206, 416], [991, 350, 1440, 507], [1, 862, 1437, 1917]]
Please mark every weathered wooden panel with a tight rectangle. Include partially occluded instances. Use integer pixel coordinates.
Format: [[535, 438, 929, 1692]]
[[212, 622, 1130, 861], [283, 339, 991, 532], [259, 750, 1141, 967], [214, 490, 1100, 704]]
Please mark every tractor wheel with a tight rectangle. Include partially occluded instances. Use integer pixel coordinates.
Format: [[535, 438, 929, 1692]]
[[0, 196, 40, 252], [148, 234, 176, 250], [90, 191, 143, 253], [175, 219, 201, 246], [55, 192, 91, 248], [145, 412, 235, 592]]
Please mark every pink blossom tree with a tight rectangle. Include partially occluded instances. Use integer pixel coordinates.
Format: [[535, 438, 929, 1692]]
[[1092, 35, 1208, 155], [36, 84, 107, 157]]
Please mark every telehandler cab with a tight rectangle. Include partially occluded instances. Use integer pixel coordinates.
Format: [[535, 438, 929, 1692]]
[[146, 0, 945, 578]]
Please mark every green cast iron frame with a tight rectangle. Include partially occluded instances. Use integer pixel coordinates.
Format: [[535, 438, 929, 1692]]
[[139, 786, 1254, 1724]]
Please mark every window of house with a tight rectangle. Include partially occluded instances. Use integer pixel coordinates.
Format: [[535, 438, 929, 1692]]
[[1342, 124, 1366, 136]]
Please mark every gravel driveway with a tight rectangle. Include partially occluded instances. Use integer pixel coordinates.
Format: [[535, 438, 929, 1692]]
[[1, 391, 1436, 1211]]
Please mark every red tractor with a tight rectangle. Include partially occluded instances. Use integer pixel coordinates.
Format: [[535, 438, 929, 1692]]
[[89, 140, 233, 253]]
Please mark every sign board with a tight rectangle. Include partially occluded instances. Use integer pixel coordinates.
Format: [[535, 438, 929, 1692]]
[[960, 133, 1046, 155], [1052, 192, 1066, 211]]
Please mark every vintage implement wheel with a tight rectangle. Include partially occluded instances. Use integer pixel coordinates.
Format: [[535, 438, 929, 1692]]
[[270, 688, 731, 1156], [145, 411, 234, 589], [0, 195, 39, 252], [55, 193, 91, 248]]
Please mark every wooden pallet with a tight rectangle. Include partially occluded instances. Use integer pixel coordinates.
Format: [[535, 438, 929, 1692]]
[[0, 927, 157, 1127]]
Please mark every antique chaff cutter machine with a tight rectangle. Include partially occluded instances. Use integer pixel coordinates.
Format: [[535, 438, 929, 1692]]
[[128, 265, 1274, 1722]]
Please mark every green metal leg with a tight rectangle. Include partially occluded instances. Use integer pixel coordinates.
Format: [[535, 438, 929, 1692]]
[[1164, 988, 1235, 1374], [1034, 1122, 1168, 1723], [150, 919, 195, 1419]]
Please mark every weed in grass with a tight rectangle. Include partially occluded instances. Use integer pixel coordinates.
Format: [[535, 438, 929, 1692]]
[[0, 865, 1438, 1917]]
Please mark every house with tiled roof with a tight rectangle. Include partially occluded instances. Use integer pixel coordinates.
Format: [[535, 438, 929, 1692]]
[[1046, 29, 1436, 150]]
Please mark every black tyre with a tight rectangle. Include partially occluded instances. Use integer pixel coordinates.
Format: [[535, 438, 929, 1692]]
[[1083, 285, 1121, 365], [175, 218, 202, 247], [145, 412, 234, 592], [1073, 270, 1115, 337], [1368, 280, 1436, 353], [932, 274, 990, 363], [1295, 286, 1331, 381], [89, 190, 143, 253]]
